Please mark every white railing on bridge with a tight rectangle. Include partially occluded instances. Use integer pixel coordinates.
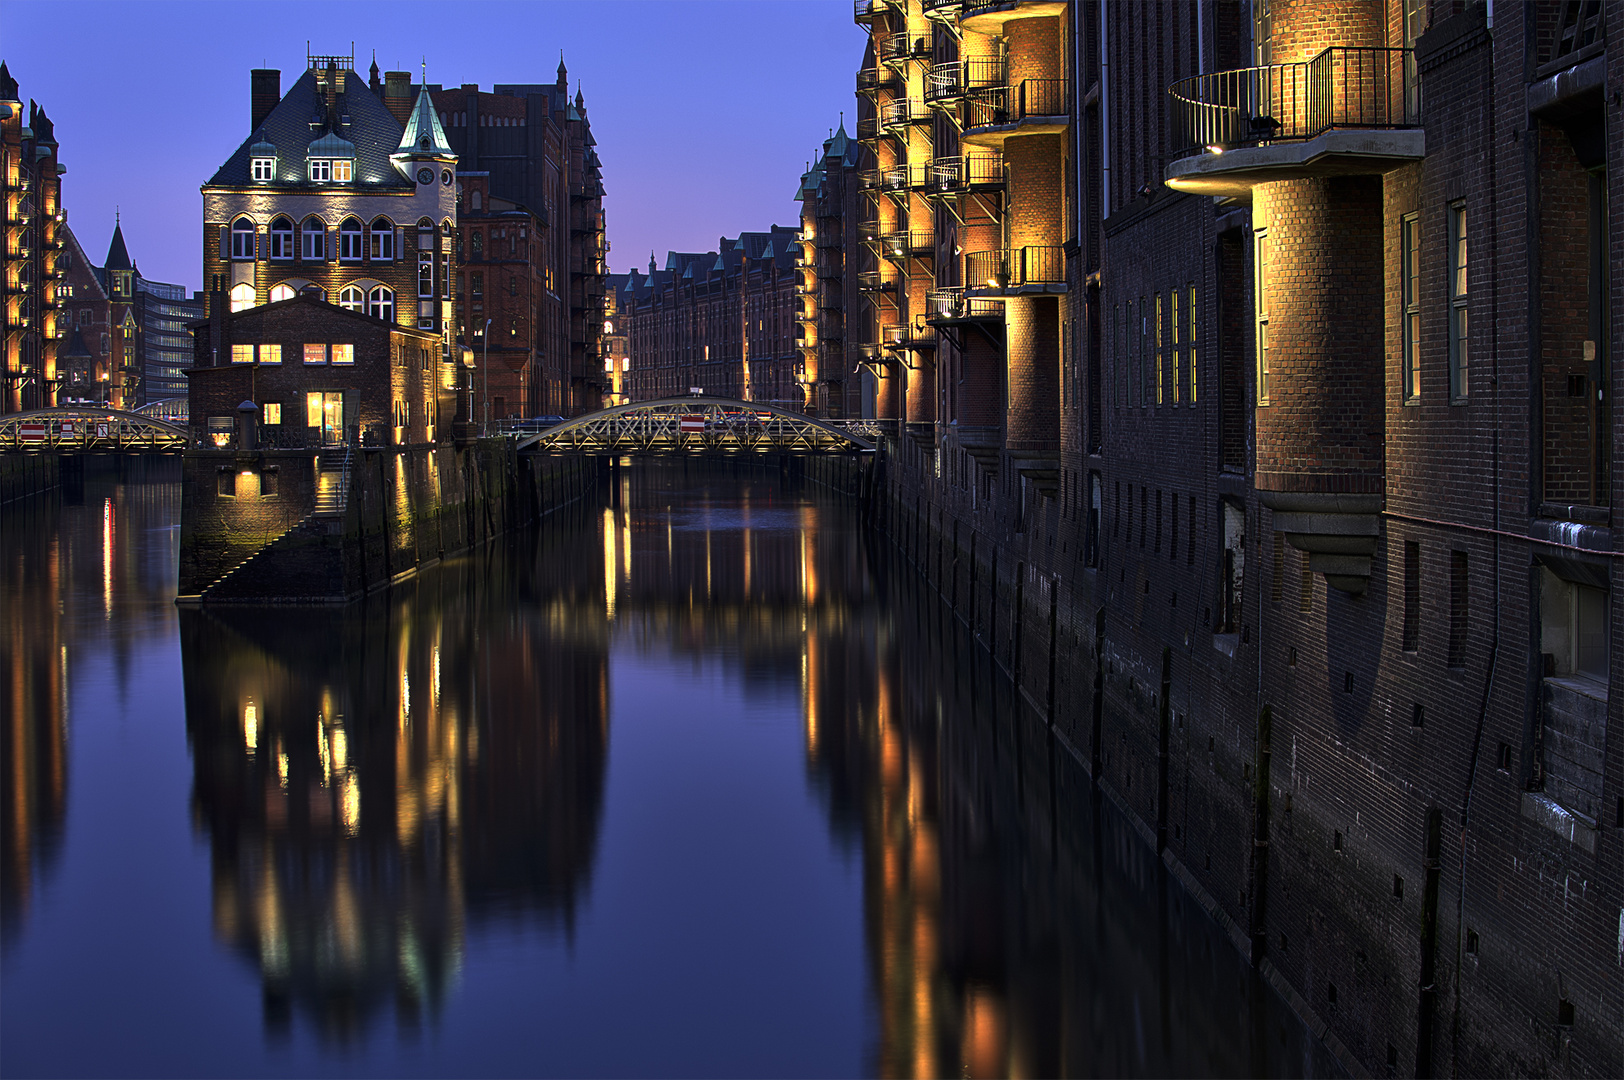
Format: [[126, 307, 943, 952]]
[[515, 396, 878, 454], [0, 408, 189, 453]]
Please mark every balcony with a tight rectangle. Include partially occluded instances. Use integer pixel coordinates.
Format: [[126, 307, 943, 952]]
[[858, 271, 896, 293], [926, 58, 1005, 106], [926, 287, 1002, 323], [880, 98, 932, 132], [1165, 47, 1423, 198], [963, 79, 1069, 147], [960, 0, 1066, 33], [879, 229, 936, 262], [857, 65, 900, 94], [857, 115, 880, 141], [927, 153, 1004, 194], [964, 246, 1066, 295], [853, 0, 889, 24], [816, 259, 841, 279], [922, 0, 962, 19], [881, 164, 931, 194], [882, 322, 936, 351], [880, 31, 932, 69]]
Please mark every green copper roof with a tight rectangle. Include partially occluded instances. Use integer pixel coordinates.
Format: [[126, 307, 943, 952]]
[[396, 85, 453, 157]]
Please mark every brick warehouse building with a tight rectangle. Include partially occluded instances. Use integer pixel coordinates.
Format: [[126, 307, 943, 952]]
[[1, 62, 65, 414], [849, 1, 1621, 1076], [797, 121, 874, 418], [611, 227, 803, 405], [432, 61, 609, 419]]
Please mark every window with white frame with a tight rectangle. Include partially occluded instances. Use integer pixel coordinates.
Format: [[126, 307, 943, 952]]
[[331, 159, 352, 182], [228, 282, 255, 313], [269, 283, 297, 303], [331, 344, 354, 364], [301, 218, 326, 261], [339, 286, 365, 312], [269, 217, 294, 260], [308, 158, 331, 182], [230, 218, 255, 260], [368, 286, 394, 322], [339, 218, 363, 260], [1254, 229, 1271, 405], [252, 157, 275, 181], [369, 218, 394, 261], [418, 252, 434, 298], [1402, 212, 1421, 402]]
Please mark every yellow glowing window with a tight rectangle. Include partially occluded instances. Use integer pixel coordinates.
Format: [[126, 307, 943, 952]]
[[231, 344, 255, 364], [304, 344, 327, 364], [331, 343, 354, 364], [260, 344, 281, 364], [263, 402, 282, 425], [307, 393, 323, 427], [332, 159, 353, 182]]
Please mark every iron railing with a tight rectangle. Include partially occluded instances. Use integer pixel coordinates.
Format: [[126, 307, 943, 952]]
[[857, 66, 899, 93], [857, 115, 879, 140], [879, 229, 936, 260], [858, 271, 896, 292], [880, 98, 932, 130], [927, 287, 1003, 322], [964, 246, 1065, 288], [854, 0, 889, 23], [922, 0, 962, 17], [964, 78, 1070, 130], [1168, 46, 1418, 158], [929, 153, 1005, 192], [926, 58, 1005, 105], [882, 164, 931, 193], [880, 31, 933, 67]]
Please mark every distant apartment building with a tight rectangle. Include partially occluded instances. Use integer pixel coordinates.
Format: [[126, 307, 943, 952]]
[[1, 62, 65, 413], [131, 275, 203, 405], [849, 1, 1620, 1076], [614, 228, 802, 405], [433, 60, 608, 418]]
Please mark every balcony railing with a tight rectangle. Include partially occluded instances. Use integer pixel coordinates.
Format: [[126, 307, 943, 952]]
[[964, 79, 1070, 130], [1168, 47, 1417, 158], [880, 31, 933, 68], [964, 246, 1065, 289], [858, 271, 896, 292], [858, 221, 881, 241], [926, 287, 1003, 322], [928, 153, 1004, 192], [882, 323, 936, 348], [857, 66, 900, 94], [880, 230, 936, 260], [922, 0, 962, 18], [853, 0, 889, 23], [926, 58, 1006, 105], [880, 98, 932, 130], [882, 164, 931, 193], [858, 168, 883, 192], [857, 115, 879, 140]]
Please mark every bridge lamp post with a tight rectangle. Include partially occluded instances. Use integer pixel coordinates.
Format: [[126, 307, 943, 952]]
[[482, 318, 491, 437]]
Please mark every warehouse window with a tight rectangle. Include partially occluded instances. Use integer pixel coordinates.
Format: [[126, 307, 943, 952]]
[[1254, 229, 1270, 405], [1402, 213, 1421, 402], [230, 217, 255, 260], [1448, 202, 1469, 401]]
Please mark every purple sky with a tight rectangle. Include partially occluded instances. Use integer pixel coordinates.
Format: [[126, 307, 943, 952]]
[[5, 0, 864, 288]]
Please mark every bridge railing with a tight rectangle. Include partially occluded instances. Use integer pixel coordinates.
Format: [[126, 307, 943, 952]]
[[0, 408, 188, 453]]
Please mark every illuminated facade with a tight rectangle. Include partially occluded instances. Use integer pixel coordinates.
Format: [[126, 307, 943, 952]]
[[796, 121, 872, 418], [854, 1, 1622, 1075], [1, 62, 65, 414], [602, 279, 628, 406]]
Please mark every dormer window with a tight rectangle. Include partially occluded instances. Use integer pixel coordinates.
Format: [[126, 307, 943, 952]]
[[252, 157, 275, 181], [308, 158, 351, 183]]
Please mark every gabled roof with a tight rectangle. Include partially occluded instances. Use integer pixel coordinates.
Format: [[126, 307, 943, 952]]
[[205, 68, 411, 190], [396, 85, 453, 158]]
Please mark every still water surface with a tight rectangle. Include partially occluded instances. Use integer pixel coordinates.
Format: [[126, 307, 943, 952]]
[[2, 461, 1340, 1077]]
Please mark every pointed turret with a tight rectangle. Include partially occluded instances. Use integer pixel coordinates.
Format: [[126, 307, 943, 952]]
[[0, 61, 18, 104], [395, 84, 453, 158], [557, 53, 568, 91], [105, 217, 132, 272]]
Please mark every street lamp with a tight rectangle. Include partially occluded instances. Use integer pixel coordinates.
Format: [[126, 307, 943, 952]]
[[482, 317, 491, 436]]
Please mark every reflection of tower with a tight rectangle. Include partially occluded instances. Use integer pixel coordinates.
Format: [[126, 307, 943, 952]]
[[180, 533, 609, 1040]]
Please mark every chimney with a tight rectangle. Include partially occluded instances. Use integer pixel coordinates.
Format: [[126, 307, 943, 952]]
[[250, 69, 280, 132], [384, 71, 413, 126]]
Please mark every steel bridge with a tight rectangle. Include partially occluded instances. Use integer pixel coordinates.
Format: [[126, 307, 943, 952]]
[[0, 407, 189, 454], [516, 396, 881, 454]]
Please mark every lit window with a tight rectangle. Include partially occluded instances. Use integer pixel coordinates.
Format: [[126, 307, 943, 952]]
[[263, 402, 282, 425], [418, 252, 434, 298], [252, 157, 275, 181], [339, 218, 363, 260], [230, 218, 255, 260], [301, 218, 326, 261], [331, 344, 354, 364], [1402, 213, 1421, 403], [369, 218, 394, 261], [231, 344, 255, 363], [339, 286, 365, 312], [304, 344, 327, 364], [260, 344, 281, 364], [1254, 230, 1270, 405], [306, 393, 323, 427], [309, 158, 331, 182], [228, 283, 255, 312], [269, 283, 297, 303], [368, 286, 395, 322], [270, 217, 294, 260], [1448, 202, 1468, 401], [332, 159, 352, 182]]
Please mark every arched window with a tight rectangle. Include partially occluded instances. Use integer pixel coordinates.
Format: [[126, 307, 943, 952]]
[[339, 285, 365, 311], [300, 217, 326, 261], [230, 217, 255, 260], [269, 216, 294, 260], [470, 189, 482, 211], [228, 282, 255, 312], [269, 282, 297, 302], [368, 286, 395, 322], [339, 218, 363, 261], [471, 231, 483, 259], [369, 217, 394, 261], [300, 284, 325, 301]]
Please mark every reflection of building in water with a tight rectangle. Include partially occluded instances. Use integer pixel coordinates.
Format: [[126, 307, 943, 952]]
[[3, 472, 182, 947], [181, 525, 609, 1041]]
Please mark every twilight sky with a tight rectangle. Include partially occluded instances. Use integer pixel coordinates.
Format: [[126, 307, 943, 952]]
[[4, 0, 865, 288]]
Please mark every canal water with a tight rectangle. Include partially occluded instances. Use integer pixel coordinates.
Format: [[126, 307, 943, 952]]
[[1, 460, 1343, 1078]]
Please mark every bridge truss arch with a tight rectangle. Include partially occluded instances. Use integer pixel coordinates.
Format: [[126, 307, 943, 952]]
[[517, 396, 880, 454], [0, 407, 189, 453]]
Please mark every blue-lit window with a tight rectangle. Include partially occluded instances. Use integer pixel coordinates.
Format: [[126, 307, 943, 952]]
[[230, 217, 255, 260], [301, 217, 325, 261], [269, 217, 294, 260], [369, 218, 394, 261], [339, 218, 363, 261]]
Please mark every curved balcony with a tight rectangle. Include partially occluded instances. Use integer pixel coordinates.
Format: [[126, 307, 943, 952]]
[[962, 79, 1069, 147], [882, 323, 936, 351], [880, 98, 932, 132], [923, 0, 962, 18], [858, 168, 883, 193], [927, 153, 1005, 194], [925, 58, 1005, 108], [879, 229, 936, 262], [964, 246, 1066, 295], [858, 271, 897, 293], [961, 0, 1067, 34], [1165, 47, 1423, 198], [857, 115, 879, 141], [880, 31, 933, 69], [926, 287, 1002, 324], [853, 0, 890, 24], [858, 221, 881, 241], [857, 65, 900, 95], [881, 164, 931, 194]]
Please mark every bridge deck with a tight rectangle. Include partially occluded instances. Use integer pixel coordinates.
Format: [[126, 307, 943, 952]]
[[517, 396, 881, 454], [0, 408, 189, 454]]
